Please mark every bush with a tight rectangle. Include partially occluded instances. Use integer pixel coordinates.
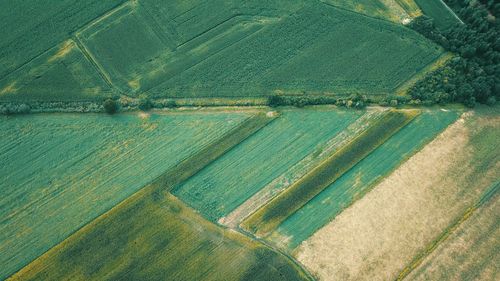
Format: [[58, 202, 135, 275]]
[[0, 103, 31, 115], [103, 99, 119, 114], [165, 100, 178, 108], [138, 98, 152, 111], [268, 95, 286, 107]]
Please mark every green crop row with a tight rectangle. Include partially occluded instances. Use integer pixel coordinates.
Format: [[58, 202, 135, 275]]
[[242, 110, 419, 236]]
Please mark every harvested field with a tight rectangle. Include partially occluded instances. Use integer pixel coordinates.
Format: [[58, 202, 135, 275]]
[[406, 183, 499, 281], [296, 108, 500, 281]]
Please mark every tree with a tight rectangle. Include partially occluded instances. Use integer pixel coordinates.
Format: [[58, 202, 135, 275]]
[[103, 99, 119, 114]]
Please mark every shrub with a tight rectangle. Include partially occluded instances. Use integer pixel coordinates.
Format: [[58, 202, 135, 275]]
[[138, 98, 152, 111], [103, 99, 119, 114], [165, 100, 178, 108], [0, 103, 31, 115]]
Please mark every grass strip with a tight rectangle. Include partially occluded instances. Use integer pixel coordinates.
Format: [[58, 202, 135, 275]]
[[242, 109, 419, 236], [147, 112, 276, 194], [396, 181, 500, 281]]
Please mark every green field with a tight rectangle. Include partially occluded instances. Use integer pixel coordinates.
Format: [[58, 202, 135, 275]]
[[275, 109, 460, 248], [0, 110, 253, 280], [242, 110, 418, 236], [321, 0, 411, 22], [0, 0, 443, 102], [414, 0, 461, 30], [150, 2, 442, 98], [0, 40, 112, 102], [9, 192, 311, 281], [173, 108, 364, 222], [0, 0, 125, 80], [294, 107, 499, 281]]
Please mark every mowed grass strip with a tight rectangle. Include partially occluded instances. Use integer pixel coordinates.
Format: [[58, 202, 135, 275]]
[[242, 110, 419, 236], [149, 112, 276, 193], [9, 192, 312, 281]]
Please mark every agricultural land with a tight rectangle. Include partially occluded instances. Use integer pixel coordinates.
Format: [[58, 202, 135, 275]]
[[1, 0, 499, 281]]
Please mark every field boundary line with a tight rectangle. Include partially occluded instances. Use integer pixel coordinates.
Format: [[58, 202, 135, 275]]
[[242, 110, 420, 237], [137, 1, 178, 50], [396, 181, 500, 281], [72, 36, 115, 91], [438, 0, 464, 24], [233, 225, 316, 281], [144, 21, 266, 95], [0, 1, 126, 82], [73, 1, 133, 36]]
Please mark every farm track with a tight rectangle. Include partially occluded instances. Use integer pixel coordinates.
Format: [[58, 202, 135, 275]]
[[397, 181, 500, 280]]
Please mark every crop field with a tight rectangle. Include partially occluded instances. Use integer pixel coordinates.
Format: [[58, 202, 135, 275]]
[[295, 108, 500, 281], [0, 0, 443, 102], [321, 0, 419, 23], [0, 110, 255, 280], [274, 109, 460, 248], [0, 40, 112, 102], [242, 110, 419, 237], [9, 192, 311, 281], [221, 109, 388, 228], [3, 1, 498, 280], [0, 0, 125, 80], [150, 2, 442, 98], [173, 108, 364, 222], [414, 0, 462, 30], [406, 182, 499, 281]]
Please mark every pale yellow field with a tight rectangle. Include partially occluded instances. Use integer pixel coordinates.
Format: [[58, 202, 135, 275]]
[[406, 189, 499, 281], [295, 109, 500, 281]]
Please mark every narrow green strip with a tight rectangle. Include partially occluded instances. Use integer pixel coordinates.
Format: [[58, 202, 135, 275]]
[[242, 110, 419, 236]]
